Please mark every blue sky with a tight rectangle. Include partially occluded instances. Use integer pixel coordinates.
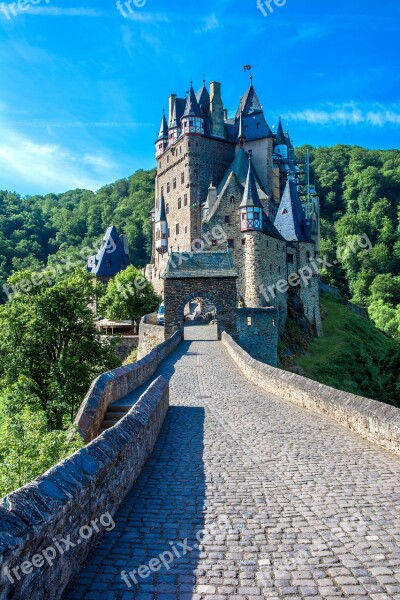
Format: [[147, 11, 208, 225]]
[[0, 0, 399, 195]]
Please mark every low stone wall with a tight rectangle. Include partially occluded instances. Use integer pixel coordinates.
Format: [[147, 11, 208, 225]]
[[100, 335, 139, 361], [0, 377, 169, 600], [137, 314, 165, 360], [222, 332, 400, 456], [75, 331, 181, 443]]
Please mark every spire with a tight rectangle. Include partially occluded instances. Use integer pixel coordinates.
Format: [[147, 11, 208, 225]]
[[183, 82, 202, 118], [157, 110, 168, 140], [240, 153, 264, 209], [274, 176, 311, 242], [275, 117, 287, 145], [156, 195, 167, 223]]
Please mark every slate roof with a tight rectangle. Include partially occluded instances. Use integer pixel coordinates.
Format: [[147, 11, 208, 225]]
[[157, 111, 168, 140], [169, 98, 186, 128], [196, 84, 210, 116], [274, 178, 313, 242], [240, 157, 285, 241], [275, 118, 287, 145], [87, 225, 130, 277], [240, 156, 264, 210], [217, 148, 265, 195], [182, 84, 202, 118], [236, 84, 263, 117], [163, 251, 237, 279]]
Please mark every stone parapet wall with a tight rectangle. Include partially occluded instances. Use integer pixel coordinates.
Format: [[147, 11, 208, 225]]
[[0, 377, 169, 600], [222, 332, 400, 456], [137, 316, 166, 360], [75, 331, 181, 443]]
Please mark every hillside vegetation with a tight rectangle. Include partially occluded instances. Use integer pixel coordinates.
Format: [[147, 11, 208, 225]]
[[295, 294, 399, 407]]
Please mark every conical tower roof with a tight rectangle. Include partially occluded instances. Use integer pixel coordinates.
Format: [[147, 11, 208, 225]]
[[183, 83, 202, 118], [157, 111, 168, 140], [274, 176, 311, 242], [275, 118, 287, 145], [240, 155, 264, 209]]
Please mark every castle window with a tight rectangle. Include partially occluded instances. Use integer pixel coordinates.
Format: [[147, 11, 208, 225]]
[[168, 228, 170, 237], [287, 254, 294, 264], [230, 196, 235, 204], [159, 161, 162, 168], [225, 216, 230, 224], [241, 238, 246, 246], [277, 243, 279, 250], [173, 178, 177, 190], [257, 123, 260, 129], [156, 231, 160, 240], [212, 240, 217, 247], [247, 317, 252, 327], [185, 226, 187, 234], [161, 186, 164, 196], [178, 198, 182, 209], [166, 203, 169, 214], [184, 194, 188, 206], [228, 239, 234, 249], [167, 182, 170, 193], [181, 172, 185, 184], [193, 226, 197, 233], [176, 223, 179, 235], [266, 240, 269, 247], [167, 155, 170, 164], [306, 251, 310, 263], [106, 260, 111, 267]]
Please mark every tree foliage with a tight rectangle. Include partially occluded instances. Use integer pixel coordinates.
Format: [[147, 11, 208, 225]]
[[98, 265, 161, 322]]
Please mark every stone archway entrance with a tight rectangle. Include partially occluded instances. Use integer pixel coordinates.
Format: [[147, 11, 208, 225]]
[[162, 252, 238, 340], [182, 294, 219, 341]]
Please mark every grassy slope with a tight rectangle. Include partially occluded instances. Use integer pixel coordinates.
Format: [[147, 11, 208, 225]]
[[296, 294, 395, 402]]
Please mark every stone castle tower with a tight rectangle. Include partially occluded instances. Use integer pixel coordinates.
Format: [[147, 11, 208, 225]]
[[146, 78, 322, 336]]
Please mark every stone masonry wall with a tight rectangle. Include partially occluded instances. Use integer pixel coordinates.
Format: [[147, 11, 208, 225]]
[[235, 307, 278, 367], [222, 332, 400, 456], [164, 277, 237, 339], [0, 377, 169, 600], [75, 331, 181, 443], [137, 315, 166, 360]]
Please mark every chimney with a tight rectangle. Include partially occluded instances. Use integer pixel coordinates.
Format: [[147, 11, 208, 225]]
[[207, 183, 217, 212], [168, 94, 177, 125], [209, 82, 225, 138]]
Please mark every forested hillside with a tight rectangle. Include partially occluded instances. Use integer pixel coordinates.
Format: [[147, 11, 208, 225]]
[[298, 145, 400, 339], [0, 168, 156, 301], [0, 145, 399, 337]]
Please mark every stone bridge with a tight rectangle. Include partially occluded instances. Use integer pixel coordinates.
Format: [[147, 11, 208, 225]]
[[64, 327, 400, 600], [2, 327, 400, 600]]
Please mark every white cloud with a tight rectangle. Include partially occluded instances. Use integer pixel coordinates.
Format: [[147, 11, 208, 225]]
[[28, 6, 102, 16], [195, 13, 219, 34], [121, 11, 170, 23], [0, 129, 116, 193], [285, 103, 400, 127]]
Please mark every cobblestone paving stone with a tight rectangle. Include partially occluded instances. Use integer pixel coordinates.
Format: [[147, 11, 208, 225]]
[[65, 330, 400, 600]]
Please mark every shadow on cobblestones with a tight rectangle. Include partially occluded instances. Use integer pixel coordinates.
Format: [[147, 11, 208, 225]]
[[64, 404, 206, 599]]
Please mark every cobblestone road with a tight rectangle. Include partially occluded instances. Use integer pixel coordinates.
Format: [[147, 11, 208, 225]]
[[65, 334, 400, 600]]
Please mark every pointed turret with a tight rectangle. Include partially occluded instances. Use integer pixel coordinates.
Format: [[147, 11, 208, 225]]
[[181, 82, 205, 135], [275, 118, 287, 145], [274, 175, 312, 242], [235, 82, 273, 140], [237, 111, 246, 149], [240, 154, 265, 232], [155, 195, 168, 254], [155, 110, 169, 158], [196, 81, 210, 116]]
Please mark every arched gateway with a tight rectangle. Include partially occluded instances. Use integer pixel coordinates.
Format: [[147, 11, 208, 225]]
[[163, 251, 238, 340]]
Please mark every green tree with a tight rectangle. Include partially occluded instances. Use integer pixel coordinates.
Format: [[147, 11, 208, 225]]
[[99, 265, 161, 322], [0, 405, 82, 497], [0, 269, 118, 429]]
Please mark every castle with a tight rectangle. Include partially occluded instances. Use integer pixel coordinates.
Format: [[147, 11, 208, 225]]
[[145, 77, 323, 355]]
